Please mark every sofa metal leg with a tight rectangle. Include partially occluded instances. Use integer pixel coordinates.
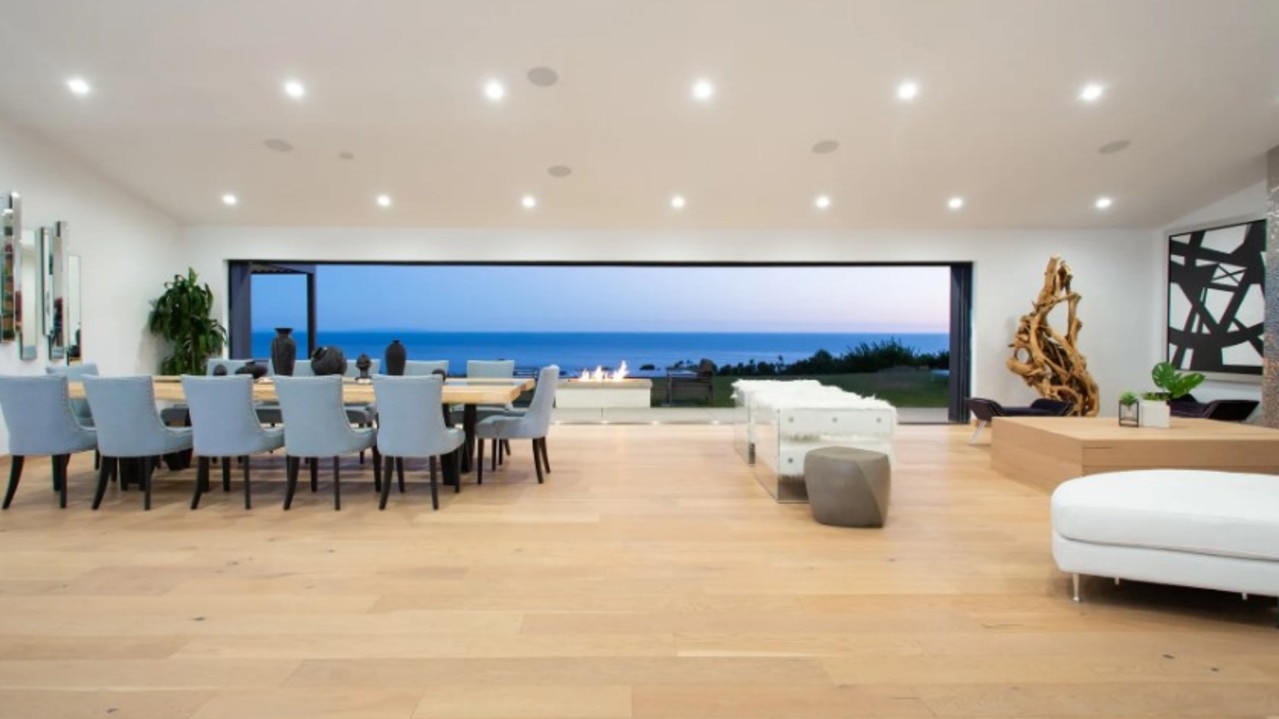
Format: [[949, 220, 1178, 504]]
[[1072, 573, 1080, 602]]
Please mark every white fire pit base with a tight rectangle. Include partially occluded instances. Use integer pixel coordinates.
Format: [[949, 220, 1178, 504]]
[[556, 379, 653, 409]]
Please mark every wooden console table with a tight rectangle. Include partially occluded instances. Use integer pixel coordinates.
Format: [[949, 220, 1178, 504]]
[[991, 416, 1279, 492]]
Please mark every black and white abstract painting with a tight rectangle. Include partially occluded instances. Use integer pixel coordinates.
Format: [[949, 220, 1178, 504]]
[[1167, 218, 1266, 375]]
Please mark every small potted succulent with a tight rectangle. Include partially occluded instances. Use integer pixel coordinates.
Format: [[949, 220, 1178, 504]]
[[1118, 391, 1139, 427]]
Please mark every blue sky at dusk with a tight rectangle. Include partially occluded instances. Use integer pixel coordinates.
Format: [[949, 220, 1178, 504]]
[[251, 265, 950, 333]]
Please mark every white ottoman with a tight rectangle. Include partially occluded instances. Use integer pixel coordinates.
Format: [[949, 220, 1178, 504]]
[[1051, 470, 1279, 605]]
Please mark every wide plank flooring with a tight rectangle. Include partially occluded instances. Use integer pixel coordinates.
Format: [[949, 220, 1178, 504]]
[[0, 424, 1276, 719]]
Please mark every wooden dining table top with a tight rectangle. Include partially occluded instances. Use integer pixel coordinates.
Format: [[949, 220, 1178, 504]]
[[71, 375, 534, 406]]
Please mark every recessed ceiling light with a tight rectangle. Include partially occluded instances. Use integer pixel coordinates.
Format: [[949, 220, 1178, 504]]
[[691, 79, 715, 102], [527, 67, 559, 87], [283, 79, 306, 99], [670, 195, 686, 209], [947, 196, 964, 210], [1079, 83, 1105, 102], [896, 80, 919, 101], [521, 194, 537, 209], [221, 193, 238, 206], [812, 140, 840, 155], [547, 165, 572, 178], [264, 138, 294, 152], [376, 194, 392, 208], [1098, 140, 1131, 155], [1095, 196, 1113, 210], [484, 80, 506, 101], [814, 194, 832, 210], [66, 77, 91, 96]]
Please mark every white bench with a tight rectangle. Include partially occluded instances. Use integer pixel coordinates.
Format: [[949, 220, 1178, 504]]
[[1051, 470, 1279, 610]]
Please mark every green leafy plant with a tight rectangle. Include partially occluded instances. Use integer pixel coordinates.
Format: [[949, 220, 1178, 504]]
[[1119, 391, 1138, 406], [147, 268, 226, 375], [1146, 361, 1205, 401]]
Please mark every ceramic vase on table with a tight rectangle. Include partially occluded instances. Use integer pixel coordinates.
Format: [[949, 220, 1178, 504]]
[[356, 353, 372, 380], [384, 339, 407, 376], [1138, 398, 1171, 428], [271, 327, 297, 376], [311, 346, 347, 376]]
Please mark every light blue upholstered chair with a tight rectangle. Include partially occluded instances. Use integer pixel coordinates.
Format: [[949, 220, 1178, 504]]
[[46, 362, 99, 427], [475, 366, 559, 484], [372, 375, 465, 510], [182, 375, 285, 510], [466, 359, 515, 379], [402, 360, 449, 376], [82, 376, 194, 510], [0, 375, 98, 509], [273, 375, 380, 510]]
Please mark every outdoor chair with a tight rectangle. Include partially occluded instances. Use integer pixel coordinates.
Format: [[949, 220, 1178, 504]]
[[0, 375, 98, 509], [665, 358, 715, 405]]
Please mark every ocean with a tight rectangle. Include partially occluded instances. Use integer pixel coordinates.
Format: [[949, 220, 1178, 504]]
[[250, 331, 948, 376]]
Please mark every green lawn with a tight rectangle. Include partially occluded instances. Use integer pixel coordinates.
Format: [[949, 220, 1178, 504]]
[[652, 369, 950, 408]]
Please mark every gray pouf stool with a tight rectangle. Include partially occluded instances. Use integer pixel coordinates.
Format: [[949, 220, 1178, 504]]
[[803, 446, 891, 527]]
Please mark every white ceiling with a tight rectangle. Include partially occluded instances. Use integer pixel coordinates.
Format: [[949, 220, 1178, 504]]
[[0, 0, 1276, 230]]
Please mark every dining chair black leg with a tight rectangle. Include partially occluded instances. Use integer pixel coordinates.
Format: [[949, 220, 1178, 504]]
[[2, 455, 23, 510], [449, 448, 461, 494], [242, 456, 252, 510], [491, 439, 499, 472], [92, 457, 112, 510], [191, 456, 210, 510], [50, 456, 64, 493], [283, 456, 299, 510], [428, 457, 436, 486], [309, 458, 318, 493], [476, 439, 485, 485], [54, 454, 70, 509], [395, 457, 405, 493], [532, 440, 544, 484], [142, 456, 154, 511], [372, 447, 382, 494], [332, 456, 341, 511], [378, 455, 393, 510], [429, 457, 439, 510], [539, 438, 551, 473], [222, 458, 231, 493]]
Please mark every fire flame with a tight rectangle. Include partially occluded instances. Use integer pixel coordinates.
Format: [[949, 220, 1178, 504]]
[[579, 360, 629, 381]]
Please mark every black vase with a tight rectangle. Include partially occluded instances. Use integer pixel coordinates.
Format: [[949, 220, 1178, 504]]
[[356, 353, 372, 380], [384, 339, 407, 376], [270, 327, 297, 376], [311, 346, 348, 376]]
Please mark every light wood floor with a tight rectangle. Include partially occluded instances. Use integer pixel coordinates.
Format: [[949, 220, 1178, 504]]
[[0, 424, 1276, 719]]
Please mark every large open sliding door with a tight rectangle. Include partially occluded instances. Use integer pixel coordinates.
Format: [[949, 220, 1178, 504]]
[[227, 262, 316, 360]]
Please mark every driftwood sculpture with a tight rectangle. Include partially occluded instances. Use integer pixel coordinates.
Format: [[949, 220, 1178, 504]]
[[1006, 256, 1100, 416]]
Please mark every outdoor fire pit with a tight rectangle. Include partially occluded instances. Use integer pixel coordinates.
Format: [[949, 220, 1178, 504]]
[[556, 361, 653, 408]]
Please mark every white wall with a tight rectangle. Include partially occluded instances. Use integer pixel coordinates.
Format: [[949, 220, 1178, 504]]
[[182, 225, 1163, 414], [0, 115, 182, 452], [1159, 180, 1269, 405]]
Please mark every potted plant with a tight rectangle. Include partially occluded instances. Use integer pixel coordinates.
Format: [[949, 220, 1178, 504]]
[[1118, 391, 1139, 427], [1138, 361, 1205, 428], [147, 268, 227, 375]]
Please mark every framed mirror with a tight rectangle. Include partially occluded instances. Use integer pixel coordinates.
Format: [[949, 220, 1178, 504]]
[[66, 254, 81, 362], [1, 192, 17, 343], [42, 222, 67, 359], [17, 228, 39, 359]]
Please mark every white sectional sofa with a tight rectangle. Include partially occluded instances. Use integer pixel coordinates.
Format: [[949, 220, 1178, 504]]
[[1051, 470, 1279, 608]]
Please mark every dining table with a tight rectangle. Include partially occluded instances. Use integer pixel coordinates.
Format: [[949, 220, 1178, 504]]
[[73, 375, 534, 475]]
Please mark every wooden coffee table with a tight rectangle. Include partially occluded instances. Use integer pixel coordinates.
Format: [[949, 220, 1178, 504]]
[[990, 416, 1279, 492]]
